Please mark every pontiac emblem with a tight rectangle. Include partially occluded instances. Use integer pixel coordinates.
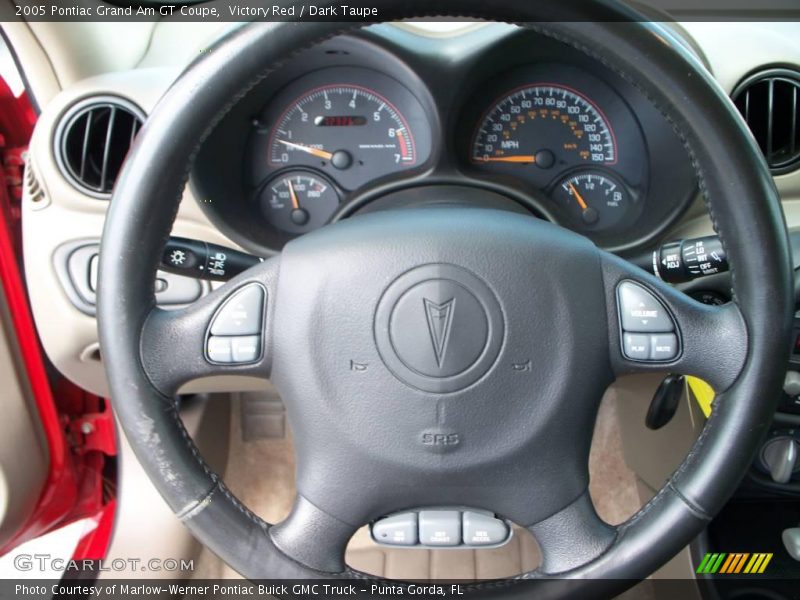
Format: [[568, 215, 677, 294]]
[[423, 298, 455, 368]]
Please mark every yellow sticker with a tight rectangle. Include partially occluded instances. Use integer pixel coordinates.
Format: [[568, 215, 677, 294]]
[[686, 376, 715, 418]]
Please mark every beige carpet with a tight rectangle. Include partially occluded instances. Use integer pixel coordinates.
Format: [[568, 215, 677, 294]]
[[192, 388, 641, 580], [589, 394, 642, 527]]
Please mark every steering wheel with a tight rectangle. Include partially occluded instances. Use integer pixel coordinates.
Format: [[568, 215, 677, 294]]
[[97, 1, 794, 596]]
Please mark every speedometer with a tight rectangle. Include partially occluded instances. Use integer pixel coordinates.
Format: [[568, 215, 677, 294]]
[[471, 84, 617, 167]]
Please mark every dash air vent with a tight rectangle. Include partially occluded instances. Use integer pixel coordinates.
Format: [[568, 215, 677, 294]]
[[55, 96, 145, 198], [23, 154, 45, 205], [732, 69, 800, 174]]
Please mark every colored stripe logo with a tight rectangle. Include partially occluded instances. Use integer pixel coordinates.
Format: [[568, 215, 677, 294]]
[[696, 552, 773, 574]]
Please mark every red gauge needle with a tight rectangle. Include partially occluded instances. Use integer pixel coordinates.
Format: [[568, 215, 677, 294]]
[[278, 139, 334, 160], [475, 155, 537, 164], [287, 179, 300, 209]]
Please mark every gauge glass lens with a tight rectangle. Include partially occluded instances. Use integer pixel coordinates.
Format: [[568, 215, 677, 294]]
[[268, 85, 416, 174], [260, 171, 339, 235], [554, 171, 630, 232], [471, 85, 616, 167], [250, 68, 434, 193]]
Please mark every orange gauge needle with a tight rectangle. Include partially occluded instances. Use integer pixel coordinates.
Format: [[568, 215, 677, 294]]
[[475, 155, 537, 164], [278, 139, 333, 160], [568, 182, 589, 211], [287, 179, 300, 209]]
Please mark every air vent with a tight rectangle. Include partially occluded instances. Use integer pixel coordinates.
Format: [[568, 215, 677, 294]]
[[732, 68, 800, 175], [23, 154, 45, 205], [55, 96, 145, 198]]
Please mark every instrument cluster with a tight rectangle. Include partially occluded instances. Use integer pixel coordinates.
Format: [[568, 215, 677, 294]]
[[247, 67, 434, 236], [461, 64, 650, 242], [193, 25, 696, 254]]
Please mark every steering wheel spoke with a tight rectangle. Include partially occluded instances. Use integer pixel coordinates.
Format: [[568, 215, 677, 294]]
[[528, 492, 616, 575], [601, 252, 748, 392], [139, 258, 279, 396], [270, 496, 358, 574]]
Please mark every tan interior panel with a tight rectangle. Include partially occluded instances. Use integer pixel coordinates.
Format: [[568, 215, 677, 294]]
[[20, 67, 266, 396], [1, 19, 61, 106], [0, 281, 48, 549], [2, 16, 232, 106], [24, 20, 154, 88], [101, 394, 229, 579]]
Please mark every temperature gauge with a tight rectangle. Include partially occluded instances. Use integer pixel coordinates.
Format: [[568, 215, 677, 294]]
[[260, 171, 339, 235], [554, 171, 631, 232]]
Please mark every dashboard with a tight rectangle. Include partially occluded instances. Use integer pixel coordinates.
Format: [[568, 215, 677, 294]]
[[193, 23, 696, 255], [10, 19, 800, 582], [20, 20, 800, 401]]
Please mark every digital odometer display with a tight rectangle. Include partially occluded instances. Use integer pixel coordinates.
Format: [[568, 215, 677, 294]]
[[471, 84, 617, 167], [313, 115, 367, 127]]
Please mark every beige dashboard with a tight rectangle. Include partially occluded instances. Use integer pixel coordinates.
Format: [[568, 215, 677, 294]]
[[20, 66, 258, 396]]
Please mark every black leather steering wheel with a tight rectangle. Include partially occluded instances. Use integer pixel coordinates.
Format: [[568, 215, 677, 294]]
[[97, 2, 794, 597]]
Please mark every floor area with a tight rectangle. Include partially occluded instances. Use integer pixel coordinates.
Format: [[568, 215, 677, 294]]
[[192, 388, 641, 580]]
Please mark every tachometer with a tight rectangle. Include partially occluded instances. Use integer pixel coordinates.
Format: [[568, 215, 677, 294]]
[[471, 84, 617, 168], [268, 84, 416, 175], [250, 67, 434, 193]]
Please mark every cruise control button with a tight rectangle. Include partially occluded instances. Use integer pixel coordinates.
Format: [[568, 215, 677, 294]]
[[618, 281, 674, 333], [650, 334, 678, 361], [419, 510, 460, 546], [462, 511, 509, 546], [623, 333, 650, 360], [207, 336, 233, 363], [371, 513, 418, 546], [210, 284, 264, 336], [232, 335, 260, 363]]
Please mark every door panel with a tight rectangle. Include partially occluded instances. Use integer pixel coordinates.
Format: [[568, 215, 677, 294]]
[[0, 288, 48, 549]]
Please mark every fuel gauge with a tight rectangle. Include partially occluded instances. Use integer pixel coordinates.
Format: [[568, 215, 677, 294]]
[[554, 171, 631, 232], [260, 171, 339, 235]]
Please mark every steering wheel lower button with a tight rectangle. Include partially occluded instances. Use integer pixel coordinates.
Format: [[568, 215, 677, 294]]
[[370, 513, 418, 546], [419, 510, 461, 546], [462, 511, 510, 547], [617, 281, 674, 333]]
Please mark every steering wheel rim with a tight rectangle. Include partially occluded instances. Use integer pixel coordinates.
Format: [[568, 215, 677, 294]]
[[98, 2, 794, 596]]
